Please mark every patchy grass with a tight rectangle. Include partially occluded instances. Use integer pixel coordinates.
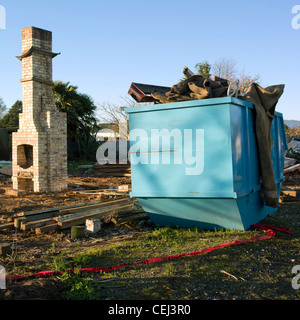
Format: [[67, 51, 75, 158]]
[[32, 202, 300, 300], [2, 201, 299, 300]]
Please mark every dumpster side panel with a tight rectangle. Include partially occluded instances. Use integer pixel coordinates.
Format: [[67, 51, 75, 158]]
[[233, 111, 287, 230], [129, 104, 235, 198], [137, 197, 244, 230], [236, 190, 278, 230], [270, 113, 287, 184]]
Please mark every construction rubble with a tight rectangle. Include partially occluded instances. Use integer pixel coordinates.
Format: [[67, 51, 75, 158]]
[[0, 182, 151, 236]]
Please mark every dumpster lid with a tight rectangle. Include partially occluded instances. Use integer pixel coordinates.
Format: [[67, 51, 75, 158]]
[[125, 96, 254, 114]]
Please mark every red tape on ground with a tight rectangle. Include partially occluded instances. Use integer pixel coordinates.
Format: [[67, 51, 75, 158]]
[[5, 223, 292, 281]]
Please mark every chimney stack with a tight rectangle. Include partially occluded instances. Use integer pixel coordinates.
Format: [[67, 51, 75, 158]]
[[12, 26, 68, 192]]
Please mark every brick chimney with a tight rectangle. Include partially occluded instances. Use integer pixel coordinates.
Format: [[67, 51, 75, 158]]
[[12, 26, 68, 192]]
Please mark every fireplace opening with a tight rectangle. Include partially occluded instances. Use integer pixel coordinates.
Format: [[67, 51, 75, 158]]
[[17, 144, 33, 169], [17, 177, 33, 191]]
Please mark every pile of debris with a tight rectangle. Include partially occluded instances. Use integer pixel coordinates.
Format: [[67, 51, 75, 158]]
[[0, 187, 150, 235], [280, 156, 300, 203], [128, 66, 238, 104], [283, 138, 300, 179], [151, 74, 231, 103], [280, 186, 300, 203], [287, 138, 300, 154]]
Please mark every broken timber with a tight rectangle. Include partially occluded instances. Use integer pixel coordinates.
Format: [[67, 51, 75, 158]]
[[2, 198, 137, 234], [279, 186, 300, 203]]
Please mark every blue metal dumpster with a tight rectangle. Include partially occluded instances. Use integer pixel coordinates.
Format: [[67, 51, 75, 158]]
[[125, 97, 288, 230]]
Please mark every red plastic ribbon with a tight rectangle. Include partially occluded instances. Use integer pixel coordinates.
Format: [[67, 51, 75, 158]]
[[5, 223, 292, 281]]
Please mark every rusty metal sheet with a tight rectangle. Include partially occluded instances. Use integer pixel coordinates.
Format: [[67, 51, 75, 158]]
[[128, 82, 171, 103]]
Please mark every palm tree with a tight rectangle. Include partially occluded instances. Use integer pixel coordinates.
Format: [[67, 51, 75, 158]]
[[53, 81, 100, 160], [53, 81, 99, 144]]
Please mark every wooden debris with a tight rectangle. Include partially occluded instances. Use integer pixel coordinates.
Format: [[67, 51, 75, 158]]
[[0, 243, 12, 257], [280, 186, 300, 203], [20, 217, 56, 231], [35, 223, 58, 234], [68, 183, 101, 190], [2, 197, 137, 234], [93, 163, 131, 177], [13, 200, 103, 218], [14, 217, 26, 230], [281, 187, 300, 198], [220, 270, 245, 281], [57, 203, 134, 229], [284, 157, 297, 169], [111, 212, 148, 225], [5, 189, 27, 196], [284, 163, 300, 174], [0, 222, 14, 231]]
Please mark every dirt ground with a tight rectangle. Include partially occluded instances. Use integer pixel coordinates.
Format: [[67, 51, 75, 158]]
[[0, 168, 299, 300], [0, 168, 136, 300], [0, 171, 131, 218]]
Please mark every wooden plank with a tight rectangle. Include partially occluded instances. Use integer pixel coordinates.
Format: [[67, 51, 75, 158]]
[[58, 198, 133, 215], [20, 211, 61, 222], [111, 212, 148, 225], [68, 183, 100, 190], [20, 217, 56, 231], [281, 189, 300, 198], [284, 157, 297, 169], [56, 202, 135, 223], [76, 189, 129, 195], [279, 196, 299, 203], [58, 203, 134, 229], [284, 164, 300, 174], [13, 200, 103, 218], [96, 172, 131, 177], [35, 223, 58, 234], [0, 222, 14, 231]]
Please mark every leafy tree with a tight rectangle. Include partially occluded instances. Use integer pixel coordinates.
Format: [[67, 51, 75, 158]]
[[194, 61, 211, 78], [0, 100, 22, 129], [0, 97, 6, 119]]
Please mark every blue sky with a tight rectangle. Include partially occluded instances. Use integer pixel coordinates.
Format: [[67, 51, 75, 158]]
[[0, 0, 299, 120]]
